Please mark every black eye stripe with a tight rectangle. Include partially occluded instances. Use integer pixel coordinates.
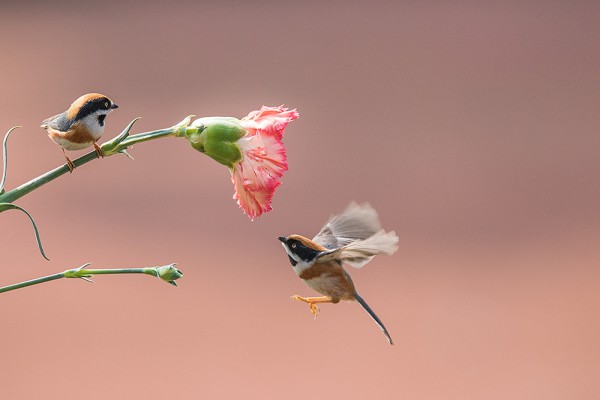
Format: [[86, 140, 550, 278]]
[[75, 98, 111, 120], [288, 240, 319, 262]]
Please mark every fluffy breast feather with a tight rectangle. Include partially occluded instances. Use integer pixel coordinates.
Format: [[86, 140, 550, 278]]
[[298, 261, 356, 302], [46, 123, 96, 150]]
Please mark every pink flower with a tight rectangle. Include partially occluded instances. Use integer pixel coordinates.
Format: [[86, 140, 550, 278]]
[[186, 106, 298, 219], [233, 106, 299, 219], [240, 105, 300, 141]]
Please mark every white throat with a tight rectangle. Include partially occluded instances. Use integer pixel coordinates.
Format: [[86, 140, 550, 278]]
[[80, 111, 109, 140], [281, 243, 313, 275]]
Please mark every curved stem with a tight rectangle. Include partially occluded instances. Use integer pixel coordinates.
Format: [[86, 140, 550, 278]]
[[0, 122, 190, 204], [0, 153, 97, 203]]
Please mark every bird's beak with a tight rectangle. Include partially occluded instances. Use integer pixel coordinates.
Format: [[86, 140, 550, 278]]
[[111, 103, 119, 109], [278, 236, 287, 243]]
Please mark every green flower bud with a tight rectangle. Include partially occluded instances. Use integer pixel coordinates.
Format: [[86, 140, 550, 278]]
[[155, 264, 184, 286], [186, 118, 246, 168]]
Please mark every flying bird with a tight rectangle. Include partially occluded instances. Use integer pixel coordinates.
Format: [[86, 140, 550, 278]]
[[279, 202, 399, 345]]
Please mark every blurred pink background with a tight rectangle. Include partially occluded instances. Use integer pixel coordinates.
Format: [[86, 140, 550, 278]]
[[1, 1, 599, 399]]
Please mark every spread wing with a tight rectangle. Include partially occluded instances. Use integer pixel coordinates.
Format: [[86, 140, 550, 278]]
[[313, 202, 399, 269], [312, 202, 383, 249], [316, 229, 399, 268]]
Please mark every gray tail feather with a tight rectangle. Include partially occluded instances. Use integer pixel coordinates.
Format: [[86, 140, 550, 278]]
[[354, 292, 394, 345]]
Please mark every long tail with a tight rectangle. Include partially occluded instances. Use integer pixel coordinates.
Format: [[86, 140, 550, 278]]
[[354, 292, 394, 345]]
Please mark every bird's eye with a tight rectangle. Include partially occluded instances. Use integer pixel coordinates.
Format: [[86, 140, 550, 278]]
[[104, 101, 109, 108], [291, 243, 297, 249]]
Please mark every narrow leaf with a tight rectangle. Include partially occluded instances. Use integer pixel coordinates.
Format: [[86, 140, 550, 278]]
[[113, 117, 141, 145], [0, 203, 49, 260], [1, 126, 22, 192]]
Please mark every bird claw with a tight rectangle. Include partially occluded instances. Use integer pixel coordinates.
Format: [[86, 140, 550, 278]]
[[93, 143, 105, 158], [309, 303, 320, 318], [65, 157, 75, 173], [291, 295, 320, 318]]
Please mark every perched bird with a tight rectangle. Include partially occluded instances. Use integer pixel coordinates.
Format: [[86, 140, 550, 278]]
[[279, 202, 399, 345], [41, 93, 118, 172]]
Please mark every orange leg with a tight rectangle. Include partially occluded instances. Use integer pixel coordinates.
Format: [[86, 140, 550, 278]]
[[291, 295, 334, 318], [93, 143, 105, 158], [62, 148, 75, 173]]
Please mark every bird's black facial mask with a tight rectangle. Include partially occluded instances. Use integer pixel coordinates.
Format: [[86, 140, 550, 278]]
[[76, 97, 111, 120], [281, 238, 320, 266]]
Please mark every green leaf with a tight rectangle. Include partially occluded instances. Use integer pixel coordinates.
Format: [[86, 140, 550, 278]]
[[102, 117, 141, 155], [0, 203, 49, 260], [1, 126, 22, 193]]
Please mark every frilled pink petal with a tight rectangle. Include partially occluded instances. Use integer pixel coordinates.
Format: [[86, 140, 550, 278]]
[[231, 164, 281, 220], [238, 133, 288, 178], [240, 105, 299, 140], [230, 133, 289, 220]]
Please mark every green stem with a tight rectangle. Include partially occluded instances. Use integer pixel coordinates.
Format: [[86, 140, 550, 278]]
[[118, 128, 175, 148], [0, 123, 187, 204], [70, 268, 151, 276], [0, 272, 65, 292], [0, 263, 181, 293]]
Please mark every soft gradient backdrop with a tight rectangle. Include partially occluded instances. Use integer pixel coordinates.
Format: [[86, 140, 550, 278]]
[[1, 1, 599, 399]]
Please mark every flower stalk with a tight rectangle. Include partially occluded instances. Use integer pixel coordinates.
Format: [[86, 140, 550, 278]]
[[0, 105, 298, 260], [0, 263, 182, 293], [0, 117, 200, 204]]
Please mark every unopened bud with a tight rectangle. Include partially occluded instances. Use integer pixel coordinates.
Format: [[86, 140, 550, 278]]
[[186, 118, 247, 168], [154, 264, 183, 286]]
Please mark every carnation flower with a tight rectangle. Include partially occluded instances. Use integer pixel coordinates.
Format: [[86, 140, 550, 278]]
[[186, 106, 298, 219]]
